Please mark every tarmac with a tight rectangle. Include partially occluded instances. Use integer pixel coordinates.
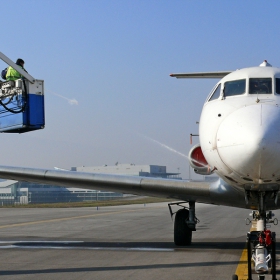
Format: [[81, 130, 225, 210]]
[[0, 202, 278, 279]]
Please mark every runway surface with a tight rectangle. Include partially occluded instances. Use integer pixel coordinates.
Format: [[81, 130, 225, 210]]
[[0, 202, 278, 279]]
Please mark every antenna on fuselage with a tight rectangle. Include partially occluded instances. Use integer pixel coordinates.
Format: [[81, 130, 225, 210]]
[[259, 60, 272, 67]]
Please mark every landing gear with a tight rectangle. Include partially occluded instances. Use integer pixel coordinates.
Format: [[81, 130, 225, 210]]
[[245, 214, 277, 280], [174, 209, 192, 245], [168, 201, 199, 246], [237, 191, 279, 280]]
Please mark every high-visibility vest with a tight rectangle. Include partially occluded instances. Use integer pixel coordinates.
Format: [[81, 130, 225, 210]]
[[6, 66, 22, 81]]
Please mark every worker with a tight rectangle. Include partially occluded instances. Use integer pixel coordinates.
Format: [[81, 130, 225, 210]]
[[6, 58, 27, 81]]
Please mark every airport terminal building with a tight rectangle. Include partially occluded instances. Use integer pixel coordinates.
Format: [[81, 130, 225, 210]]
[[71, 163, 181, 179], [0, 164, 181, 205]]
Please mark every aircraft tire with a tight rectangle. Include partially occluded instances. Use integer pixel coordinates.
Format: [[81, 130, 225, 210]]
[[174, 209, 192, 246]]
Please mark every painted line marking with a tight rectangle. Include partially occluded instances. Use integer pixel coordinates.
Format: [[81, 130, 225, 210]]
[[234, 247, 249, 280], [0, 205, 165, 229], [234, 221, 256, 279]]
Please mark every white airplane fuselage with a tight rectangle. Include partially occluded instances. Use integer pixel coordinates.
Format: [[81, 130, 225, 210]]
[[200, 63, 280, 192]]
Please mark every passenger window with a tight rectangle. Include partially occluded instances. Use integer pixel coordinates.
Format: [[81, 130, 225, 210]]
[[209, 84, 221, 101], [249, 78, 272, 94], [224, 79, 246, 96], [276, 78, 280, 94]]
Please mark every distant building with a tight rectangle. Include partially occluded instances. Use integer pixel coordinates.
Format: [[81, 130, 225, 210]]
[[0, 180, 123, 205], [71, 164, 181, 179]]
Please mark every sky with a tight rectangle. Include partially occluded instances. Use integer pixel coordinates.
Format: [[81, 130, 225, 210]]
[[0, 0, 279, 179]]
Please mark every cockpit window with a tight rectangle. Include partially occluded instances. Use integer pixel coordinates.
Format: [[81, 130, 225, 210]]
[[224, 79, 246, 96], [208, 83, 221, 101], [249, 78, 272, 94], [276, 78, 280, 94]]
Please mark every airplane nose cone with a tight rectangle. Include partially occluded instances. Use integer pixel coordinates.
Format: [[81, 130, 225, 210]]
[[216, 104, 280, 181]]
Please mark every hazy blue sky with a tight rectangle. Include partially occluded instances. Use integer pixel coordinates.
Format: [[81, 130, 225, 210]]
[[0, 0, 279, 179]]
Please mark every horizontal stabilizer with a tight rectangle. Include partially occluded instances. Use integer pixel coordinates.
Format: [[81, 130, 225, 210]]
[[170, 71, 233, 79]]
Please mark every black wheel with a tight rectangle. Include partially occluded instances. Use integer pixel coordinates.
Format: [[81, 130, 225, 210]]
[[174, 209, 192, 246], [232, 274, 238, 280]]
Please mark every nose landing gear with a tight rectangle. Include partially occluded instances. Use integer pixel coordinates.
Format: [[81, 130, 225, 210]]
[[246, 227, 276, 280], [233, 209, 278, 280], [234, 190, 279, 279]]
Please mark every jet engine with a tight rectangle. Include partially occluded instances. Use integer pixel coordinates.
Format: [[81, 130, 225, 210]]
[[188, 144, 212, 175]]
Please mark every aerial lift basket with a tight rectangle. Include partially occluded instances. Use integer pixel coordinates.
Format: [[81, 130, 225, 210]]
[[0, 52, 44, 133]]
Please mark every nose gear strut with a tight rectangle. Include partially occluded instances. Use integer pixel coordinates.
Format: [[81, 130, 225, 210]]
[[234, 191, 278, 280]]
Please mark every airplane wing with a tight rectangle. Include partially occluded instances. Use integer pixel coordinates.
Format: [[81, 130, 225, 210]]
[[170, 71, 233, 79], [0, 165, 245, 208]]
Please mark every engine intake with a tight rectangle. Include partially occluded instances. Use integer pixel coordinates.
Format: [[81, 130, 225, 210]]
[[189, 144, 212, 175]]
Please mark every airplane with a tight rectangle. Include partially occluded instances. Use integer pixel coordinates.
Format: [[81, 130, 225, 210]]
[[0, 60, 278, 278]]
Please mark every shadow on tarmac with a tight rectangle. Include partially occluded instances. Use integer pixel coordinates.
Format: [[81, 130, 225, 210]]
[[0, 261, 243, 276], [6, 240, 247, 250], [0, 241, 279, 276]]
